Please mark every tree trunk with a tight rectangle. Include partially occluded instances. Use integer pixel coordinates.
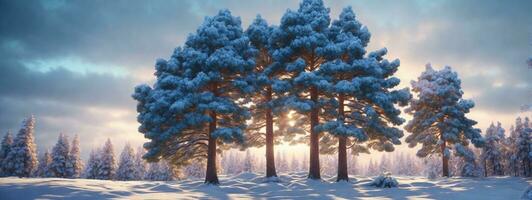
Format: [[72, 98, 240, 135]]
[[308, 86, 321, 179], [441, 137, 449, 177], [484, 160, 488, 177], [205, 84, 219, 185], [337, 94, 348, 182], [265, 85, 277, 178]]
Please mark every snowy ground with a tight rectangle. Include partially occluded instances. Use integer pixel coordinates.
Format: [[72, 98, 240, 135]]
[[0, 172, 530, 200]]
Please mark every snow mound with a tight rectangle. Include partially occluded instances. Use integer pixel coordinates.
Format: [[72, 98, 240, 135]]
[[369, 172, 399, 188], [0, 173, 530, 200]]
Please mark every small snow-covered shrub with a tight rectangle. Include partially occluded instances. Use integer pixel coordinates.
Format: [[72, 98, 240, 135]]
[[369, 172, 398, 188]]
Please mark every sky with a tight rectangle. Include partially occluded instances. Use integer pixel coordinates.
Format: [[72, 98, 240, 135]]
[[0, 0, 530, 161]]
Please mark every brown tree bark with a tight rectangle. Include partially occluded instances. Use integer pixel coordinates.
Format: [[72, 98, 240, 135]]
[[337, 94, 348, 182], [308, 86, 321, 179], [265, 85, 277, 178], [441, 136, 449, 177], [205, 84, 219, 185]]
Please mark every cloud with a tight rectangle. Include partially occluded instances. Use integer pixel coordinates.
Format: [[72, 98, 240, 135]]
[[0, 0, 530, 159]]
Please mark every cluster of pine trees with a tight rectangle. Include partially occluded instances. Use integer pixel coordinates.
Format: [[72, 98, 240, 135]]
[[480, 118, 531, 177], [0, 116, 177, 181], [132, 0, 531, 185]]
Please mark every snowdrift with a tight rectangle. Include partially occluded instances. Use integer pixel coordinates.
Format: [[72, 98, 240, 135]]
[[0, 172, 530, 200]]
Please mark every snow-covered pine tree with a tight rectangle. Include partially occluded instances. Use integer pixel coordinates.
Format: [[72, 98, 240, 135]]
[[425, 156, 442, 179], [36, 149, 52, 177], [144, 162, 160, 181], [455, 144, 481, 177], [97, 139, 116, 180], [244, 15, 293, 179], [515, 117, 531, 177], [133, 146, 147, 180], [145, 160, 177, 181], [242, 149, 253, 173], [4, 116, 38, 177], [318, 6, 410, 182], [481, 122, 505, 176], [66, 134, 83, 178], [116, 143, 136, 181], [84, 148, 100, 179], [268, 0, 335, 180], [405, 64, 484, 177], [504, 125, 519, 176], [50, 133, 70, 178], [132, 9, 255, 185], [0, 131, 13, 177]]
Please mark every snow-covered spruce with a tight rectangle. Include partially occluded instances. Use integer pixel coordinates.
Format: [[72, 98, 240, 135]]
[[514, 117, 531, 177], [83, 149, 100, 179], [369, 172, 399, 188], [0, 131, 13, 177], [3, 116, 38, 177], [116, 143, 136, 181], [133, 146, 147, 180], [97, 139, 116, 180], [405, 64, 484, 177], [66, 135, 83, 178], [50, 133, 70, 178], [481, 122, 505, 176], [36, 149, 52, 177]]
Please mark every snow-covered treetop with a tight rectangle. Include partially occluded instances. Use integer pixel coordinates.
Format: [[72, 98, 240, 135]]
[[405, 64, 484, 158], [133, 9, 255, 163]]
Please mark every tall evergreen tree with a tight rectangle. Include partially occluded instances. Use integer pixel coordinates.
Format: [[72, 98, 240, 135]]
[[405, 65, 484, 177], [133, 10, 255, 185], [0, 131, 13, 177], [84, 148, 100, 179], [4, 116, 38, 177], [36, 149, 52, 177], [515, 117, 531, 177], [133, 146, 147, 180], [320, 6, 410, 181], [504, 125, 519, 176], [116, 143, 136, 181], [481, 122, 505, 176], [269, 0, 334, 180], [245, 15, 292, 179], [50, 133, 70, 178], [98, 139, 116, 180], [66, 135, 83, 178]]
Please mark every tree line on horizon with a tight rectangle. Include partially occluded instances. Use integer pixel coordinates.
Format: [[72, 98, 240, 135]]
[[131, 0, 530, 185], [0, 114, 529, 181]]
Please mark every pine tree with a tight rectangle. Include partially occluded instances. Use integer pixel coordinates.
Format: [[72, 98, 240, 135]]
[[319, 6, 410, 182], [455, 145, 481, 177], [0, 131, 13, 177], [405, 64, 484, 177], [268, 0, 335, 180], [481, 122, 505, 176], [145, 160, 177, 181], [4, 116, 38, 177], [97, 139, 116, 180], [244, 15, 291, 179], [515, 117, 531, 177], [66, 135, 83, 178], [133, 10, 255, 185], [504, 126, 519, 176], [116, 143, 136, 181], [50, 133, 70, 178], [36, 150, 52, 177], [133, 146, 147, 180], [84, 148, 100, 179]]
